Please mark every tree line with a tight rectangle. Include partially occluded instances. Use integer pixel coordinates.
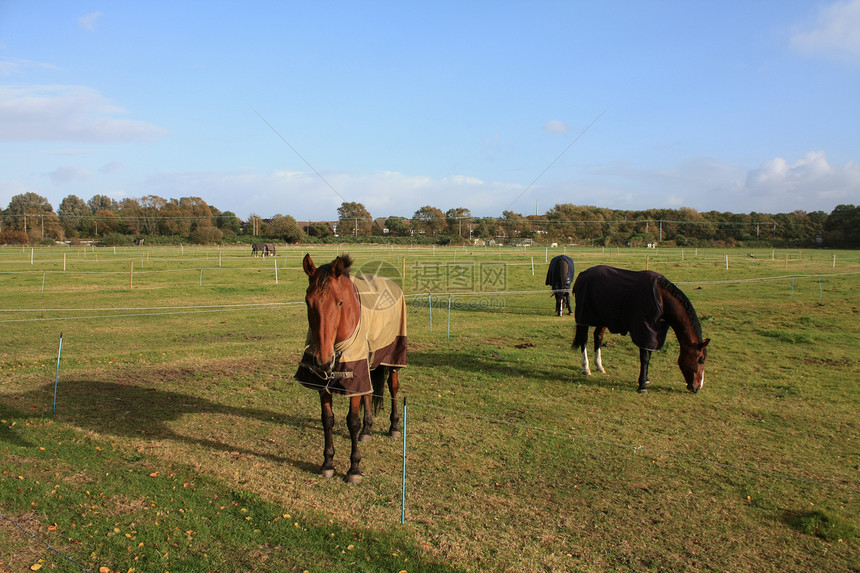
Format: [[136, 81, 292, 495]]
[[1, 192, 858, 248]]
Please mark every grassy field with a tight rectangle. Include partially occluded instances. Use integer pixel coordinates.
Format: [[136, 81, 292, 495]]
[[0, 244, 858, 572]]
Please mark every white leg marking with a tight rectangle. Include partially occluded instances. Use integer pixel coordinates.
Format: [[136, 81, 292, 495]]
[[594, 346, 605, 373], [581, 347, 591, 375]]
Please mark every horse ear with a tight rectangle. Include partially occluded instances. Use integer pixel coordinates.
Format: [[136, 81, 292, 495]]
[[699, 338, 710, 350], [302, 254, 316, 276], [331, 256, 345, 277]]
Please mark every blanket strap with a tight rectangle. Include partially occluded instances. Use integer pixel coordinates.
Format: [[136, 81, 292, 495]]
[[299, 359, 355, 381]]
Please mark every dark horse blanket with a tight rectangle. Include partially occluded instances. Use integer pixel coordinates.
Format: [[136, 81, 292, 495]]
[[546, 255, 575, 290], [573, 265, 670, 351], [295, 274, 407, 396]]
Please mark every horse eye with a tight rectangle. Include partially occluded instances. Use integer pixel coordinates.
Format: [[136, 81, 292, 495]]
[[337, 300, 344, 307]]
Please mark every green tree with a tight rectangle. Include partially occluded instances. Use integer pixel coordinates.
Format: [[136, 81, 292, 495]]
[[412, 205, 445, 236], [215, 210, 242, 236], [58, 195, 90, 237], [88, 194, 119, 213], [139, 195, 167, 235], [5, 192, 61, 240], [445, 207, 472, 238], [118, 198, 144, 235], [337, 202, 372, 236], [824, 204, 860, 247], [384, 216, 411, 237], [269, 214, 306, 243]]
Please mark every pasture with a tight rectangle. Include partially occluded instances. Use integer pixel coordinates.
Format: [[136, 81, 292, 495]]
[[0, 244, 857, 572]]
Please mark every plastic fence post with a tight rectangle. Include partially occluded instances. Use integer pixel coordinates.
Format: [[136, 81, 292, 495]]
[[447, 295, 452, 339], [53, 333, 63, 413], [401, 396, 407, 524]]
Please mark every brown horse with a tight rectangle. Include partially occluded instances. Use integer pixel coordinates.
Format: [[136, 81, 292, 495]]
[[571, 265, 709, 393], [295, 253, 406, 484]]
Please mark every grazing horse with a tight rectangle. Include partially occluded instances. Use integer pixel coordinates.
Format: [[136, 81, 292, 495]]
[[264, 242, 276, 257], [571, 265, 709, 393], [295, 254, 407, 484], [252, 243, 265, 257], [546, 255, 574, 316]]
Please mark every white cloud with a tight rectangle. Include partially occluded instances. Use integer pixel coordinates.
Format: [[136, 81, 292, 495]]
[[0, 58, 57, 76], [130, 168, 522, 220], [78, 11, 103, 31], [744, 151, 860, 207], [543, 120, 570, 134], [48, 166, 91, 185], [0, 85, 169, 143], [100, 161, 124, 174], [791, 0, 860, 63]]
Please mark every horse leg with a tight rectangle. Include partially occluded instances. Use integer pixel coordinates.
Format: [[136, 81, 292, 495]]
[[564, 292, 572, 315], [345, 395, 364, 484], [593, 327, 607, 374], [573, 324, 591, 375], [319, 391, 336, 478], [359, 393, 373, 442], [637, 348, 652, 393], [387, 369, 401, 438]]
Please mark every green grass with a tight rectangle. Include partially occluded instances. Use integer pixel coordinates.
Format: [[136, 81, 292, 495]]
[[1, 244, 858, 572]]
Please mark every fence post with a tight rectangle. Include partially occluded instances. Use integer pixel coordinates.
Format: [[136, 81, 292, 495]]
[[401, 396, 408, 524], [447, 295, 452, 339], [53, 333, 63, 413]]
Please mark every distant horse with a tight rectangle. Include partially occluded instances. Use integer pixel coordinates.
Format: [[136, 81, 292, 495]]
[[546, 255, 574, 316], [252, 243, 265, 257], [264, 243, 276, 257], [571, 265, 709, 393], [295, 253, 407, 484]]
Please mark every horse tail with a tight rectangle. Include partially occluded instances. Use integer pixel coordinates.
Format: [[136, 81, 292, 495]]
[[370, 366, 387, 414], [572, 324, 588, 351]]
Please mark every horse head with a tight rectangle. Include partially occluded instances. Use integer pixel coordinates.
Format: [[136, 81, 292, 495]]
[[678, 338, 709, 393], [302, 253, 357, 373]]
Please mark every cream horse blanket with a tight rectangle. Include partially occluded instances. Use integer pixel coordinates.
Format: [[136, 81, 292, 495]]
[[295, 274, 407, 396]]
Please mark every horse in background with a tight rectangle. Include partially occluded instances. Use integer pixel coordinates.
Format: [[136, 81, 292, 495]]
[[252, 243, 276, 257], [571, 265, 709, 393], [295, 253, 407, 484], [546, 255, 574, 316]]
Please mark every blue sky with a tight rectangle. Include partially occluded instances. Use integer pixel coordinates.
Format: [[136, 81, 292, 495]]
[[1, 1, 859, 221]]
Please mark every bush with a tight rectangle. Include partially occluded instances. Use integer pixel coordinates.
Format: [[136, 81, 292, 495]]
[[0, 229, 29, 245], [190, 227, 224, 244], [100, 232, 134, 246]]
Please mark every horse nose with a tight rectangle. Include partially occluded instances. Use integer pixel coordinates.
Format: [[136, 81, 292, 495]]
[[314, 351, 335, 372]]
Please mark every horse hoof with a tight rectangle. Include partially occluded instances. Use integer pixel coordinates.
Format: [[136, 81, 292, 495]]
[[389, 430, 402, 439], [359, 433, 373, 442], [637, 388, 648, 394], [346, 473, 363, 485], [320, 468, 336, 479]]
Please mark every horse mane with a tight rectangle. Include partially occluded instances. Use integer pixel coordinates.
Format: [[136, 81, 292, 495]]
[[657, 275, 703, 341], [310, 254, 353, 293]]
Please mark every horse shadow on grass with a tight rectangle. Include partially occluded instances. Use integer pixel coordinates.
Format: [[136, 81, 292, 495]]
[[408, 346, 692, 394], [0, 379, 321, 475]]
